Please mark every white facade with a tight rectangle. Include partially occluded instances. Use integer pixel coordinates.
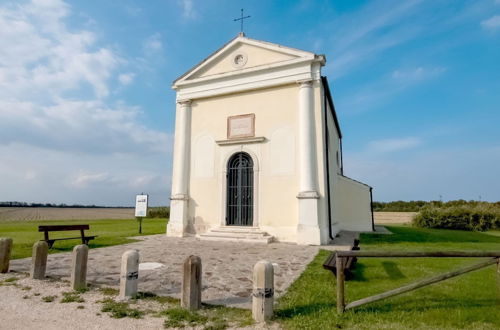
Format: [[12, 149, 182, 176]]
[[167, 34, 373, 245]]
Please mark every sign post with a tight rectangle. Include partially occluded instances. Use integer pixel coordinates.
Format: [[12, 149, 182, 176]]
[[135, 194, 148, 234]]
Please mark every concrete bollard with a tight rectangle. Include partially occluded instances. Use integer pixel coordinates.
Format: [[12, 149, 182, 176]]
[[70, 244, 89, 291], [0, 238, 13, 273], [30, 241, 48, 279], [252, 260, 274, 322], [181, 255, 202, 310], [119, 249, 139, 300]]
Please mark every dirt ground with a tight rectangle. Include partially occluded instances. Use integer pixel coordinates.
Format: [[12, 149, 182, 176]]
[[373, 212, 417, 224], [0, 207, 135, 222], [0, 273, 278, 330]]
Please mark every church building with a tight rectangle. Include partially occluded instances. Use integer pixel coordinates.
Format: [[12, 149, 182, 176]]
[[167, 34, 373, 245]]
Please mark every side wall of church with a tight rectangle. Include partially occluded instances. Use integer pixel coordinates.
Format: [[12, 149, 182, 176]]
[[187, 83, 303, 242], [322, 82, 373, 235], [323, 92, 342, 237], [333, 176, 373, 231], [313, 80, 331, 244]]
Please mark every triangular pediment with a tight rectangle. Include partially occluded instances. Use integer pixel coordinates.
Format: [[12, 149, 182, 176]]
[[174, 35, 317, 87]]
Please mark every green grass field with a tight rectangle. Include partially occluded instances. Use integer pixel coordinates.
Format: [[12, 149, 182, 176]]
[[0, 218, 166, 259], [276, 225, 500, 329]]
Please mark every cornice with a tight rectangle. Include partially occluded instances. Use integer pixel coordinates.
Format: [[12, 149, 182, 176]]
[[175, 59, 322, 101]]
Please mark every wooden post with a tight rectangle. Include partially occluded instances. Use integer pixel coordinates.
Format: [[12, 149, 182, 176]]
[[336, 251, 500, 258], [336, 254, 345, 314], [345, 257, 498, 311], [497, 258, 500, 296]]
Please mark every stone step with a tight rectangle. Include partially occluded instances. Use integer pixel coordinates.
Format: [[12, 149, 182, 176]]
[[198, 235, 274, 244], [201, 232, 270, 240], [198, 227, 274, 244], [209, 226, 267, 234]]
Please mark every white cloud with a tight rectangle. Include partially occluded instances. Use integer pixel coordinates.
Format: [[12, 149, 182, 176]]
[[0, 0, 171, 205], [24, 170, 37, 180], [125, 5, 142, 16], [344, 145, 500, 202], [481, 15, 500, 30], [329, 0, 423, 78], [179, 0, 196, 19], [367, 137, 422, 153], [0, 143, 170, 205], [118, 73, 134, 85], [326, 0, 494, 79], [338, 65, 446, 114], [72, 172, 110, 188], [0, 0, 119, 99], [392, 66, 446, 82], [143, 33, 163, 54]]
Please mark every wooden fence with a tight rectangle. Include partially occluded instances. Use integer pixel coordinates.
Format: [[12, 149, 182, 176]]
[[334, 251, 500, 313]]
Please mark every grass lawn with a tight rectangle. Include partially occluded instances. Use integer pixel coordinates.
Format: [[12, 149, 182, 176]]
[[276, 225, 500, 329], [0, 218, 167, 259]]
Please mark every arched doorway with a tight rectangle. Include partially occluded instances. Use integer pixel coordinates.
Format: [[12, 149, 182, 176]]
[[226, 152, 253, 226]]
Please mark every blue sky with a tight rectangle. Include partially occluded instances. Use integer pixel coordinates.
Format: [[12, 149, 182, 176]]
[[0, 0, 499, 206]]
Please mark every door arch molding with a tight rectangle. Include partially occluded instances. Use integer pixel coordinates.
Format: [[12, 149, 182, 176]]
[[220, 147, 259, 227]]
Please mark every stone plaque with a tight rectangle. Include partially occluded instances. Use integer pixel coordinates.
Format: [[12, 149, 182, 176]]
[[227, 114, 255, 139]]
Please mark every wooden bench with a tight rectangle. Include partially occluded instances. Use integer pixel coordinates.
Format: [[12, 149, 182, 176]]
[[323, 239, 360, 280], [38, 225, 97, 248]]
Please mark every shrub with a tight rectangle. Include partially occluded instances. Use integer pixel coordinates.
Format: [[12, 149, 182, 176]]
[[148, 207, 170, 218], [413, 204, 500, 231], [373, 199, 499, 212]]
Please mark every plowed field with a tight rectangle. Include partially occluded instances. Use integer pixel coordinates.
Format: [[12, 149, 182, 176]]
[[374, 212, 416, 224], [0, 207, 134, 221]]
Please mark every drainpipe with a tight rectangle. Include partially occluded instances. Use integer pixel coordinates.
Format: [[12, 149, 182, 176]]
[[370, 187, 375, 231], [323, 82, 334, 241], [340, 139, 344, 175]]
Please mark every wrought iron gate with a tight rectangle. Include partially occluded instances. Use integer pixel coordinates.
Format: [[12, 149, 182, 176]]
[[226, 152, 253, 226]]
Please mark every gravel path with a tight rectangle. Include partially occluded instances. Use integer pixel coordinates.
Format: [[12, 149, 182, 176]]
[[9, 235, 319, 309], [0, 275, 164, 330]]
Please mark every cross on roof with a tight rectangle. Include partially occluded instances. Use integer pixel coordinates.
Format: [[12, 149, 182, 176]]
[[233, 9, 251, 34]]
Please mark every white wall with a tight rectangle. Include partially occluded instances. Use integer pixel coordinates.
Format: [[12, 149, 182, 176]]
[[322, 80, 373, 235], [333, 175, 373, 232], [187, 83, 303, 242]]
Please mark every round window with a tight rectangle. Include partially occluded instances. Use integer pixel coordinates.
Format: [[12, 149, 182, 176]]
[[231, 52, 247, 68]]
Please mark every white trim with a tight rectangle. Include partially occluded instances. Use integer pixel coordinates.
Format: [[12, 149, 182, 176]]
[[219, 147, 260, 228], [174, 35, 318, 85], [176, 57, 316, 87], [216, 137, 266, 146], [176, 60, 322, 100], [338, 174, 371, 189]]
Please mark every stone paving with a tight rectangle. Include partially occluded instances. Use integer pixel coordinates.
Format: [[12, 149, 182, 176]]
[[9, 235, 320, 309]]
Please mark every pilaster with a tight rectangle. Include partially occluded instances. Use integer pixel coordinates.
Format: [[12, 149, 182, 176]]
[[167, 100, 192, 237], [296, 80, 321, 245]]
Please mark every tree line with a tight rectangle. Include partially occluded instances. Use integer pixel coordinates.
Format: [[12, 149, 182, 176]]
[[373, 200, 500, 212], [0, 201, 131, 208]]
